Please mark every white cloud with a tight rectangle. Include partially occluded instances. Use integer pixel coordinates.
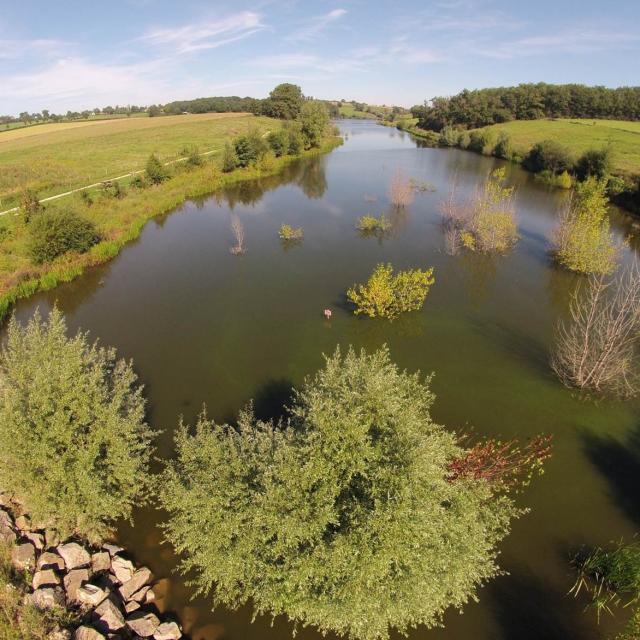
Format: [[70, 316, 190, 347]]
[[0, 38, 68, 61], [288, 8, 347, 42], [140, 11, 265, 54]]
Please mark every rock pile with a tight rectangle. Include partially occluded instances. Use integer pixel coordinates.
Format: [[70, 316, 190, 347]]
[[0, 493, 183, 640]]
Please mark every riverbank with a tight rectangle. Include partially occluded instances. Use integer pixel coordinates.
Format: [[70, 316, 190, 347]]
[[0, 136, 342, 321], [1, 492, 181, 639]]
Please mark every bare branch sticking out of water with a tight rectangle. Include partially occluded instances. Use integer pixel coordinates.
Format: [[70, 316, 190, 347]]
[[551, 261, 640, 397], [230, 214, 245, 255], [388, 169, 414, 208]]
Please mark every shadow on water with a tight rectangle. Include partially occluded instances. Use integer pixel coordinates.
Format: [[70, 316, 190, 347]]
[[252, 378, 295, 423], [488, 568, 595, 640], [582, 424, 640, 527]]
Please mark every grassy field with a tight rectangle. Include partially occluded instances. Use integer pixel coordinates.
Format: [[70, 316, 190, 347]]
[[474, 118, 640, 176], [338, 104, 372, 119], [0, 113, 273, 208], [0, 111, 149, 134]]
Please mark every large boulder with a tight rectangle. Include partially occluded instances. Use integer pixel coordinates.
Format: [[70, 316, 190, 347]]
[[58, 542, 91, 570], [11, 542, 35, 570], [64, 568, 90, 601], [74, 626, 106, 640], [102, 542, 124, 557], [119, 567, 153, 601], [76, 583, 108, 607], [111, 556, 135, 584], [24, 531, 45, 550], [45, 528, 61, 548], [91, 551, 111, 573], [32, 568, 61, 589], [14, 514, 31, 531], [37, 551, 65, 571], [31, 586, 66, 610], [126, 611, 160, 638], [93, 597, 125, 633], [153, 621, 182, 640]]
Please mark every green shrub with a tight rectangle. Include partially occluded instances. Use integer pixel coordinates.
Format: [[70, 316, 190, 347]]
[[493, 131, 512, 159], [234, 130, 269, 168], [553, 176, 617, 274], [457, 131, 471, 149], [186, 146, 203, 167], [523, 140, 572, 174], [159, 346, 522, 640], [130, 174, 147, 189], [278, 223, 303, 241], [0, 309, 155, 542], [100, 180, 125, 199], [27, 210, 101, 264], [438, 125, 459, 147], [267, 129, 290, 157], [80, 190, 93, 206], [356, 213, 392, 233], [575, 147, 612, 181], [347, 262, 435, 320], [221, 141, 238, 172], [299, 100, 329, 149], [535, 170, 573, 189], [145, 153, 169, 184], [20, 189, 43, 224]]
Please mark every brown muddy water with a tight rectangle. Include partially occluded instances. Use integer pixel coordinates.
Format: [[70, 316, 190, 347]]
[[11, 120, 640, 640]]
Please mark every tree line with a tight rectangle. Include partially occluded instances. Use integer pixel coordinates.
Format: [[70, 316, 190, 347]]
[[411, 83, 640, 131]]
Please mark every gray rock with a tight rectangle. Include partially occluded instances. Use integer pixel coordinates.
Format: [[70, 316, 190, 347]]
[[74, 626, 106, 640], [126, 611, 160, 637], [11, 542, 35, 570], [58, 542, 91, 570], [119, 567, 153, 601], [94, 598, 125, 633], [32, 568, 60, 589], [24, 531, 44, 550], [111, 556, 134, 584], [102, 543, 124, 557], [92, 551, 111, 573], [64, 568, 90, 601], [37, 551, 65, 571], [153, 621, 182, 640], [31, 586, 65, 610], [76, 583, 108, 607]]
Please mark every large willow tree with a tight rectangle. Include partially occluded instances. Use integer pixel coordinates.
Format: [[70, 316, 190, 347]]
[[160, 347, 527, 640]]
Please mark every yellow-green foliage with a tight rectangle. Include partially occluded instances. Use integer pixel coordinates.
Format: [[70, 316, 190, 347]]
[[553, 176, 618, 274], [467, 168, 518, 253], [0, 541, 74, 638], [278, 223, 304, 240], [356, 214, 392, 233], [347, 263, 435, 320]]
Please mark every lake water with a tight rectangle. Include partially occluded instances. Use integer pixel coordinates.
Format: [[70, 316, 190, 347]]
[[13, 120, 640, 640]]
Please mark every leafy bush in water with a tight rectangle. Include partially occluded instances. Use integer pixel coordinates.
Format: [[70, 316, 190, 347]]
[[464, 167, 518, 253], [27, 210, 101, 264], [574, 147, 612, 181], [357, 213, 391, 233], [0, 309, 155, 541], [468, 129, 495, 155], [523, 140, 572, 174], [347, 262, 435, 320], [159, 346, 524, 640], [278, 223, 303, 240], [299, 100, 329, 149], [145, 153, 169, 184], [553, 176, 617, 274], [267, 129, 290, 157]]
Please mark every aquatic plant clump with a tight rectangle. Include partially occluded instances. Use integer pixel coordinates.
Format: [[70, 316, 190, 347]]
[[278, 223, 304, 241], [356, 214, 392, 234], [347, 263, 435, 320], [160, 346, 535, 640]]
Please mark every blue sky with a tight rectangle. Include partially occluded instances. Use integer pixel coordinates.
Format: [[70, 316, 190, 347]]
[[1, 0, 639, 115]]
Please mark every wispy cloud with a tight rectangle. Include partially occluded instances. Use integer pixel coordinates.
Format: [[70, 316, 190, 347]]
[[140, 11, 265, 54], [251, 52, 367, 75], [288, 8, 347, 42], [0, 38, 69, 61], [473, 27, 640, 59]]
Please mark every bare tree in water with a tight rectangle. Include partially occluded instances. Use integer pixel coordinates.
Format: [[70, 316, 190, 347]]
[[552, 261, 640, 397], [229, 214, 245, 255], [388, 169, 414, 208], [439, 172, 463, 255]]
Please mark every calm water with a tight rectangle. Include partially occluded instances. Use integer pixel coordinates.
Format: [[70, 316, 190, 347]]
[[12, 121, 640, 640]]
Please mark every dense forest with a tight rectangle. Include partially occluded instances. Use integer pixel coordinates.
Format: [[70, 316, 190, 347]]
[[411, 83, 640, 131], [162, 95, 262, 115]]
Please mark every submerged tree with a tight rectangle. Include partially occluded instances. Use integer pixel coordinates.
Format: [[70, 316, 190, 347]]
[[388, 169, 414, 207], [0, 309, 155, 541], [160, 346, 547, 640], [551, 263, 640, 397]]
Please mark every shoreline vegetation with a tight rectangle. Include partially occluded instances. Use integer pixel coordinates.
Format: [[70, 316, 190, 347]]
[[0, 135, 341, 321]]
